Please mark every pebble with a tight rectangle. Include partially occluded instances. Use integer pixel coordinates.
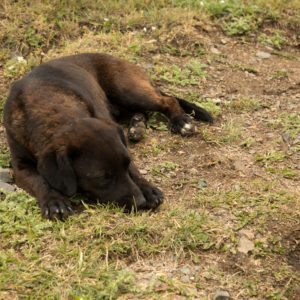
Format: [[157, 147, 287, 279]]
[[140, 169, 148, 175], [198, 179, 208, 189], [211, 47, 221, 54], [214, 290, 230, 300], [189, 168, 198, 175], [256, 51, 271, 59], [0, 168, 13, 183], [237, 236, 254, 254], [0, 182, 15, 193], [180, 267, 191, 275], [181, 275, 190, 283]]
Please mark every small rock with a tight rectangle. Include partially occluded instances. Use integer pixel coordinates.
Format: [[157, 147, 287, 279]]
[[189, 168, 198, 175], [282, 132, 292, 144], [214, 290, 230, 300], [181, 275, 190, 283], [180, 267, 191, 275], [256, 51, 271, 59], [198, 179, 208, 189], [212, 98, 222, 105], [220, 38, 228, 44], [0, 168, 13, 183], [0, 182, 15, 193], [140, 169, 148, 175], [210, 47, 221, 54], [239, 229, 255, 240], [233, 160, 245, 172], [237, 236, 254, 254]]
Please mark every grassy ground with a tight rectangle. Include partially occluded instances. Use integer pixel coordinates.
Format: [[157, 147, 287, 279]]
[[0, 0, 299, 299]]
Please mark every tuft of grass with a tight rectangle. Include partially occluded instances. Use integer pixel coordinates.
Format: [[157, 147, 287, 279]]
[[270, 69, 289, 80], [259, 31, 286, 49], [3, 56, 38, 81], [233, 63, 259, 74], [185, 93, 222, 117], [152, 60, 207, 87], [220, 118, 242, 143], [226, 97, 262, 113], [255, 150, 286, 165], [225, 15, 258, 36], [269, 113, 300, 140], [152, 161, 178, 176]]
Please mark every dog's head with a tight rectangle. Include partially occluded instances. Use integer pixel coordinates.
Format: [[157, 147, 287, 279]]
[[37, 118, 145, 209]]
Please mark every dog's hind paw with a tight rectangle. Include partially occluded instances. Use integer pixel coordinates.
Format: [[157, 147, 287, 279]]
[[170, 114, 197, 136]]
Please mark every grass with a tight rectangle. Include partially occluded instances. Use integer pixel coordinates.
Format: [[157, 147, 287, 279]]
[[259, 31, 287, 50], [1, 180, 299, 298], [152, 60, 207, 87], [226, 97, 262, 113], [0, 0, 300, 299]]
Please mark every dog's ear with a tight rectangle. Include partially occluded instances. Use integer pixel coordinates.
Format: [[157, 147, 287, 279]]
[[117, 126, 127, 147], [38, 148, 77, 197]]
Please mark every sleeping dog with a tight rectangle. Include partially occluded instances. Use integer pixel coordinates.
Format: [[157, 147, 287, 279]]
[[4, 53, 213, 219]]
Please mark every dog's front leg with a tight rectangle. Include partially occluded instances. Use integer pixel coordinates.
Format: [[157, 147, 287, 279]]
[[128, 162, 164, 209], [13, 163, 73, 220]]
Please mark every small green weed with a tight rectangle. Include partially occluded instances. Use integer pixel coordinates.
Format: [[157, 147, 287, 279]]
[[259, 31, 286, 50], [233, 63, 258, 74], [151, 161, 178, 176], [153, 60, 207, 87], [185, 93, 222, 117], [4, 56, 38, 80], [270, 69, 288, 80], [269, 113, 300, 140], [225, 15, 257, 36], [255, 150, 286, 168]]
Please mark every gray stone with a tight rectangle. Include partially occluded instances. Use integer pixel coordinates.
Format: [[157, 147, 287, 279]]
[[0, 168, 13, 183], [214, 290, 230, 300], [198, 179, 208, 189], [256, 51, 271, 59], [237, 236, 254, 254], [140, 169, 148, 175], [180, 275, 190, 283], [0, 182, 15, 193], [180, 267, 191, 275]]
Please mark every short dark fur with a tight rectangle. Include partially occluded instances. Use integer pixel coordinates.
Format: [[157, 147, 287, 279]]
[[4, 53, 212, 219]]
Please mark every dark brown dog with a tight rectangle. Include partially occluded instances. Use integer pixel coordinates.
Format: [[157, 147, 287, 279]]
[[4, 53, 213, 219]]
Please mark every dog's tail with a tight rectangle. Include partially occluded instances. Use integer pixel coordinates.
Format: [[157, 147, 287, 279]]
[[176, 97, 213, 123]]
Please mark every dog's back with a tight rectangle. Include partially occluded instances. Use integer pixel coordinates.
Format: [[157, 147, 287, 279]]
[[4, 58, 111, 156]]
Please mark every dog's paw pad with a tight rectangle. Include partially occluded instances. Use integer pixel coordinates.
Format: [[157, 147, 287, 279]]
[[180, 122, 196, 136]]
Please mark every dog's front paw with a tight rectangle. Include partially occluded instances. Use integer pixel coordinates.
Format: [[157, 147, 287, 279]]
[[140, 183, 164, 209], [40, 196, 73, 220], [170, 115, 196, 136]]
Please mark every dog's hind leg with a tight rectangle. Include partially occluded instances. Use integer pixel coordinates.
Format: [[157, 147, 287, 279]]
[[6, 134, 73, 220]]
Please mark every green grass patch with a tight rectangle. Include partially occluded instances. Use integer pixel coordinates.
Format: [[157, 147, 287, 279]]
[[269, 113, 300, 140], [152, 60, 207, 87], [259, 31, 286, 49]]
